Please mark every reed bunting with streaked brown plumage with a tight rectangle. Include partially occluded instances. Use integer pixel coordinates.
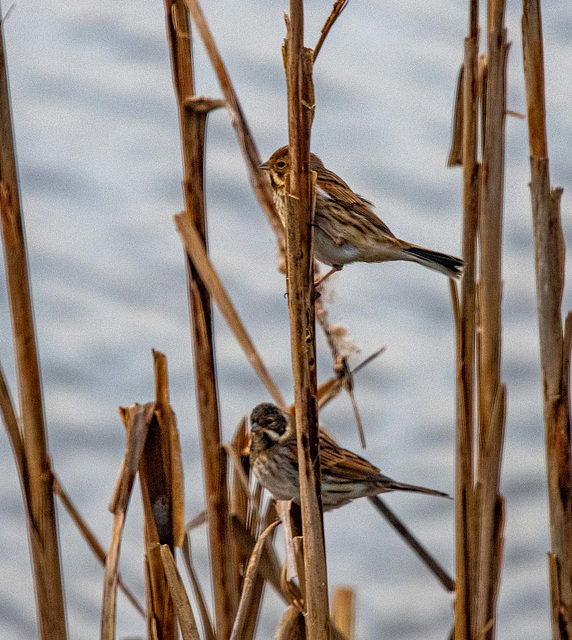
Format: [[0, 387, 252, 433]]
[[249, 403, 450, 510], [260, 146, 464, 284]]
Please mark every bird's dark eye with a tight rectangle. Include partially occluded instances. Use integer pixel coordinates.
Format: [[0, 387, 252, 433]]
[[276, 161, 286, 169]]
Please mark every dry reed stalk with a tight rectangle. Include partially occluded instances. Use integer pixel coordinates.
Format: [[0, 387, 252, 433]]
[[163, 2, 238, 636], [450, 0, 509, 635], [174, 212, 285, 407], [478, 0, 508, 463], [0, 18, 67, 640], [473, 2, 509, 636], [522, 1, 572, 636], [1, 365, 146, 618], [230, 520, 280, 640], [332, 587, 355, 640], [452, 2, 480, 635], [160, 544, 201, 640], [181, 534, 217, 640], [101, 402, 155, 640], [282, 2, 330, 637]]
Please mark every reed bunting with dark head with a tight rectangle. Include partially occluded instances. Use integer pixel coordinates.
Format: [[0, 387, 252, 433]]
[[249, 403, 450, 510], [260, 146, 464, 283]]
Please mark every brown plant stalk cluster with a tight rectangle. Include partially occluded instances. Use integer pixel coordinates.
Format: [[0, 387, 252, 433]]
[[1, 1, 571, 640]]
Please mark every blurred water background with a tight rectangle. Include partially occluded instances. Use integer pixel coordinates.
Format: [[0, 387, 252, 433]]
[[0, 0, 571, 638]]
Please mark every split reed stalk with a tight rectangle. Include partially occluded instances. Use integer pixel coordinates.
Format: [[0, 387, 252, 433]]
[[283, 2, 329, 639], [450, 0, 509, 636], [474, 2, 509, 636], [0, 16, 67, 640], [163, 2, 237, 637], [522, 1, 572, 636]]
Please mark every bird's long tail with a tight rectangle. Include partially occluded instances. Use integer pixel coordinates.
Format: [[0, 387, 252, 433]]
[[403, 244, 464, 279], [385, 480, 452, 499]]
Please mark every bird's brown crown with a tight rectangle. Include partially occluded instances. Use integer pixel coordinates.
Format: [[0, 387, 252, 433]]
[[261, 146, 325, 190]]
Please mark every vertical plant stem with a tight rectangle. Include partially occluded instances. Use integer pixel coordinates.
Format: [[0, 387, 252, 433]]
[[163, 3, 237, 636], [478, 0, 508, 465], [0, 16, 67, 640], [454, 1, 479, 636], [284, 2, 329, 639], [522, 1, 572, 636], [474, 1, 509, 637]]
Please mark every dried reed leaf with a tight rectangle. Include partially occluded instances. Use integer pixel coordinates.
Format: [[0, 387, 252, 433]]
[[160, 544, 201, 640], [447, 63, 464, 167], [0, 364, 31, 512], [185, 510, 207, 532], [231, 515, 283, 597], [229, 520, 280, 640], [175, 212, 285, 408], [368, 496, 454, 592]]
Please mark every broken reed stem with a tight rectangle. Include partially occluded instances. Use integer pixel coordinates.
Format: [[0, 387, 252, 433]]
[[522, 1, 572, 636], [0, 17, 67, 640], [284, 2, 329, 639], [313, 0, 348, 62], [163, 2, 237, 636]]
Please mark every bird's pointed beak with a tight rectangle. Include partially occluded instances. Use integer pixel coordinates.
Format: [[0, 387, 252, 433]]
[[250, 421, 262, 433], [259, 161, 269, 171]]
